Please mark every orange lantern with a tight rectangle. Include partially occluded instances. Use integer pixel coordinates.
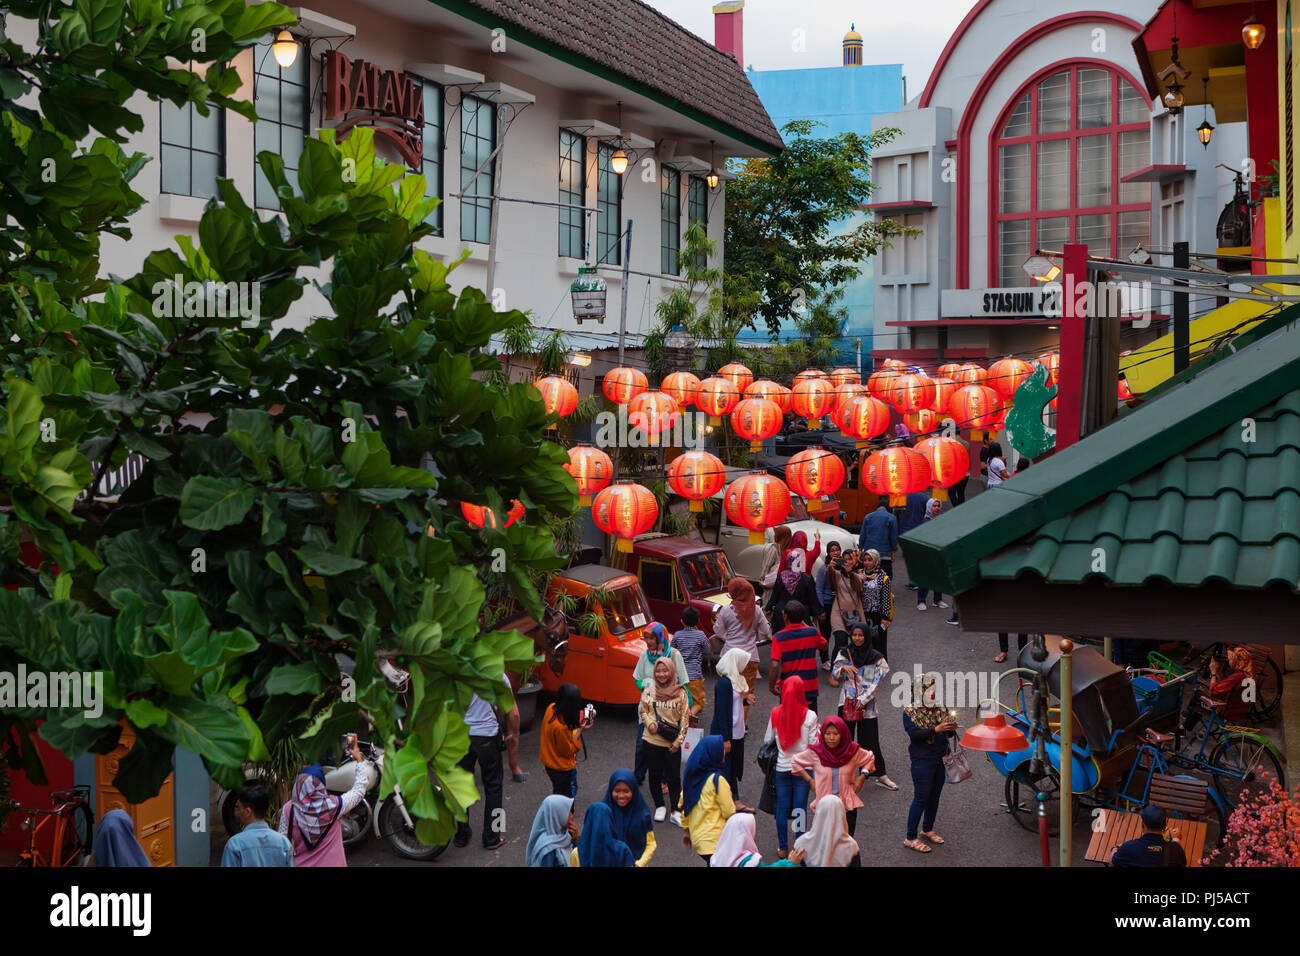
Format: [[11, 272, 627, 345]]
[[930, 377, 957, 414], [793, 369, 828, 387], [950, 384, 1001, 439], [828, 367, 861, 387], [867, 368, 899, 403], [731, 397, 784, 452], [953, 364, 989, 387], [892, 373, 936, 413], [667, 450, 726, 512], [534, 376, 578, 423], [723, 472, 792, 545], [661, 371, 702, 408], [832, 382, 868, 416], [696, 376, 741, 425], [462, 499, 525, 529], [785, 447, 846, 513], [1118, 377, 1133, 402], [565, 445, 613, 506], [836, 395, 891, 449], [593, 482, 659, 552], [718, 362, 754, 394], [936, 363, 963, 380], [988, 357, 1033, 401], [628, 390, 680, 445], [745, 379, 792, 414], [791, 378, 834, 423], [862, 446, 931, 507], [1038, 352, 1060, 386], [602, 366, 648, 404], [881, 359, 908, 371], [914, 436, 971, 501], [904, 409, 940, 435]]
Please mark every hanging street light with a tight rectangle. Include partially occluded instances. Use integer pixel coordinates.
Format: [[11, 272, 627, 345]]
[[1022, 254, 1060, 282], [272, 29, 299, 68], [611, 148, 628, 175], [1242, 13, 1266, 51], [1197, 77, 1214, 148], [707, 140, 720, 189]]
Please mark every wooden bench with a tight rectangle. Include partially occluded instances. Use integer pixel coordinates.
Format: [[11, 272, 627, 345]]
[[1085, 808, 1207, 866]]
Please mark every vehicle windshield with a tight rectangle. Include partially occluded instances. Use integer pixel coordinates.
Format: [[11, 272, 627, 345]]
[[603, 584, 651, 636], [788, 497, 811, 521], [680, 550, 733, 595]]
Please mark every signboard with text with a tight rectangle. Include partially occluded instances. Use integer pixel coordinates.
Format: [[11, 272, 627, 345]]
[[324, 50, 425, 169]]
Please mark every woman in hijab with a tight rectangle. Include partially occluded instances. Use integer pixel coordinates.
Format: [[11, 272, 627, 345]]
[[915, 499, 949, 612], [540, 682, 592, 797], [277, 738, 369, 867], [767, 548, 823, 631], [824, 546, 865, 675], [793, 715, 875, 836], [833, 622, 898, 790], [710, 647, 754, 811], [787, 530, 821, 574], [859, 549, 894, 658], [678, 734, 735, 863], [569, 802, 636, 867], [793, 793, 860, 867], [602, 768, 655, 866], [631, 622, 688, 786], [760, 525, 794, 593], [526, 794, 577, 867], [710, 812, 799, 867], [640, 657, 690, 824], [713, 578, 770, 719], [763, 675, 820, 857], [902, 674, 957, 854], [91, 809, 151, 867]]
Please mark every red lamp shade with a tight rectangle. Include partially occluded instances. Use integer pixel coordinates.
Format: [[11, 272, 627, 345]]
[[628, 390, 680, 444], [988, 357, 1033, 401], [603, 366, 648, 404], [696, 376, 741, 424], [913, 436, 971, 501], [929, 377, 957, 414], [723, 473, 792, 545], [1038, 352, 1060, 387], [661, 371, 702, 408], [462, 499, 525, 529], [936, 363, 963, 380], [904, 409, 941, 436], [836, 395, 891, 448], [791, 378, 834, 422], [953, 364, 989, 388], [731, 397, 784, 451], [793, 369, 828, 387], [593, 482, 659, 552], [718, 362, 755, 394], [832, 382, 868, 416], [950, 384, 1001, 439], [866, 368, 898, 403], [892, 373, 936, 413], [566, 445, 613, 506], [667, 450, 726, 512], [745, 379, 792, 414], [535, 376, 578, 423], [785, 447, 846, 513], [1118, 377, 1133, 401], [829, 367, 861, 387], [961, 712, 1028, 753], [862, 446, 931, 507]]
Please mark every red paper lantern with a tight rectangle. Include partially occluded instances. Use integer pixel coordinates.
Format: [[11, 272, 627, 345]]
[[791, 378, 834, 422], [723, 473, 792, 545], [745, 379, 792, 413], [661, 371, 702, 408], [904, 409, 941, 435], [862, 447, 931, 507], [534, 376, 578, 422], [718, 362, 754, 394], [785, 447, 846, 513], [1038, 352, 1060, 386], [566, 445, 613, 506], [881, 359, 908, 371], [949, 384, 1001, 438], [836, 395, 891, 448], [793, 369, 828, 387], [1118, 377, 1133, 402], [867, 368, 899, 403], [593, 482, 659, 552], [913, 436, 970, 501], [696, 376, 741, 424], [628, 390, 680, 444], [988, 357, 1033, 401], [731, 397, 784, 451], [953, 364, 989, 387], [461, 499, 525, 529], [603, 366, 648, 404], [829, 367, 861, 388], [892, 373, 936, 413], [936, 363, 963, 380], [667, 450, 726, 512], [832, 382, 868, 416], [929, 377, 958, 414]]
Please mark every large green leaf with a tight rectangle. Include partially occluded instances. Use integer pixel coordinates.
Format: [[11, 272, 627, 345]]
[[179, 475, 256, 529]]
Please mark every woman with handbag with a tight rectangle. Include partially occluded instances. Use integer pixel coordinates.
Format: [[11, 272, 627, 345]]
[[902, 674, 957, 854], [833, 623, 899, 791], [824, 549, 865, 681], [761, 676, 820, 858], [792, 716, 875, 837], [639, 658, 690, 826]]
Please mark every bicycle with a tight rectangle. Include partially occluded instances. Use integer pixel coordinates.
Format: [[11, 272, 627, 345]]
[[11, 785, 94, 867]]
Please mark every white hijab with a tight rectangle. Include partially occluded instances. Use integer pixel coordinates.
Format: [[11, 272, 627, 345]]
[[710, 812, 762, 867], [715, 648, 751, 694], [794, 794, 859, 867]]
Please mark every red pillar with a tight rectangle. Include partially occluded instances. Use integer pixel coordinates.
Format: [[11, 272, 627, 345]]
[[1055, 243, 1088, 451]]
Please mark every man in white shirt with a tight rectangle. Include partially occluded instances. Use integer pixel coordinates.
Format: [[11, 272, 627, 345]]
[[454, 675, 517, 851]]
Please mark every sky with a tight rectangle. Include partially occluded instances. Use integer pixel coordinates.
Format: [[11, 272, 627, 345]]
[[644, 0, 978, 97]]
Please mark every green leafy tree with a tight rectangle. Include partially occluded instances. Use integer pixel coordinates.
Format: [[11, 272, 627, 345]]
[[0, 0, 575, 847]]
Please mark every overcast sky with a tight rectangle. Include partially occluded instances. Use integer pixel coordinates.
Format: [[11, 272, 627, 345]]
[[645, 0, 977, 96]]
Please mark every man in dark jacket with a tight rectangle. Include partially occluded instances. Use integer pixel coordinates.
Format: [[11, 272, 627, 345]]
[[858, 503, 899, 579], [1111, 804, 1188, 867]]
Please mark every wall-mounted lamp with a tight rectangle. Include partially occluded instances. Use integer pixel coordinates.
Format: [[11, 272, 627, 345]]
[[272, 29, 299, 68]]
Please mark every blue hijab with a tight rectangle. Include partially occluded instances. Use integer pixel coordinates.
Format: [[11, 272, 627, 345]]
[[602, 768, 652, 858], [526, 795, 574, 867], [681, 734, 728, 816], [93, 809, 151, 867], [576, 802, 636, 868]]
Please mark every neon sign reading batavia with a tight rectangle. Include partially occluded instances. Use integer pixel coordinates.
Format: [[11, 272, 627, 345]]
[[324, 50, 424, 169]]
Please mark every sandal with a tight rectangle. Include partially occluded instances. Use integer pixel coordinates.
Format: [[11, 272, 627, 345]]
[[921, 831, 945, 845], [903, 838, 932, 853], [994, 652, 1008, 663]]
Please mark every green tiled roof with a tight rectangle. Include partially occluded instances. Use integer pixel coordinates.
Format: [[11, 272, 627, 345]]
[[902, 305, 1300, 595]]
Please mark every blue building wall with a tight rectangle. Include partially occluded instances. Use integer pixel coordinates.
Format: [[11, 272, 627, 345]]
[[743, 63, 903, 373]]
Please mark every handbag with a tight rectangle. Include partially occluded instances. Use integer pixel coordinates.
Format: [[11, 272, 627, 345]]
[[842, 696, 866, 723], [756, 738, 779, 775], [942, 736, 973, 784], [652, 701, 681, 743]]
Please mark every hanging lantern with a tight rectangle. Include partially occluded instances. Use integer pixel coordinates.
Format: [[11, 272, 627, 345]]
[[602, 366, 648, 404], [1242, 14, 1266, 50], [1118, 377, 1133, 402], [791, 378, 834, 424], [731, 397, 784, 452], [667, 450, 726, 512], [793, 369, 828, 387], [828, 367, 861, 388], [866, 368, 899, 404], [904, 409, 941, 435], [462, 499, 525, 529], [936, 363, 963, 380], [745, 379, 792, 413], [988, 357, 1033, 401], [914, 436, 970, 502], [628, 390, 680, 445], [696, 376, 741, 425], [1038, 352, 1060, 386], [718, 362, 754, 394], [534, 376, 578, 425], [831, 382, 868, 416], [785, 447, 846, 513], [570, 266, 608, 323], [592, 482, 658, 552], [565, 445, 613, 506], [863, 446, 931, 507], [723, 472, 792, 545], [881, 359, 908, 371], [836, 395, 891, 449], [661, 371, 701, 408], [929, 377, 958, 414], [892, 373, 936, 413], [953, 364, 989, 388], [950, 384, 1001, 439]]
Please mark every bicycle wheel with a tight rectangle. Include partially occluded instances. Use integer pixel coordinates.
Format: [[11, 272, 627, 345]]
[[61, 802, 94, 866], [1004, 768, 1061, 836], [1249, 656, 1283, 721], [1209, 732, 1285, 809]]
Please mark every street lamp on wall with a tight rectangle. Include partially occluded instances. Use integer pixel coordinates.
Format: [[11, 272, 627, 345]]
[[610, 148, 629, 175], [706, 140, 720, 189], [272, 29, 299, 68]]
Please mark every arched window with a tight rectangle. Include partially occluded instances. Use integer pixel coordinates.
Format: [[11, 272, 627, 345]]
[[993, 65, 1151, 286]]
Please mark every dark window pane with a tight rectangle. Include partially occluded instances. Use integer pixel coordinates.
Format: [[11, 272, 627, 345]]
[[160, 144, 190, 194], [191, 108, 221, 154], [191, 151, 221, 198], [161, 100, 187, 145]]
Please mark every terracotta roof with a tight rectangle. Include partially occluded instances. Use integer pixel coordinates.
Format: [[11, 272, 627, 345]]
[[430, 0, 783, 153]]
